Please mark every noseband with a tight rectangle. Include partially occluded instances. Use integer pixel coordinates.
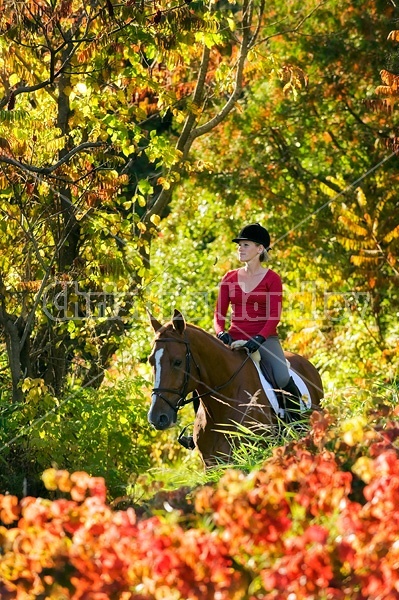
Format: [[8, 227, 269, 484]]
[[151, 337, 201, 413]]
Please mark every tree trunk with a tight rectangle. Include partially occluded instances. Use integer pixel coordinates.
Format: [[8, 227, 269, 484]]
[[34, 41, 81, 394], [2, 315, 25, 402], [56, 43, 80, 274]]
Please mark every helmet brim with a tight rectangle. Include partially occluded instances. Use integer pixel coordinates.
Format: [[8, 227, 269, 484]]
[[232, 237, 269, 249]]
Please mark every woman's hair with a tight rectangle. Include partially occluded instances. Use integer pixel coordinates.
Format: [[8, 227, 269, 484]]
[[258, 245, 270, 263]]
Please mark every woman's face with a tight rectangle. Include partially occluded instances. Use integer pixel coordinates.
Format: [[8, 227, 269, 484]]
[[237, 240, 262, 263]]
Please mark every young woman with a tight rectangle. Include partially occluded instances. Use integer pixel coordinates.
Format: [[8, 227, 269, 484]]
[[214, 222, 302, 420]]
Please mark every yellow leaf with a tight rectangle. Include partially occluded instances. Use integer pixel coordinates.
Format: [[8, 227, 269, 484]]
[[9, 73, 19, 86], [356, 188, 367, 208], [227, 17, 236, 32], [137, 222, 146, 233], [352, 456, 375, 483], [150, 214, 161, 226], [157, 177, 170, 190], [319, 181, 338, 198], [338, 215, 368, 237], [383, 224, 399, 244], [75, 82, 87, 95], [174, 111, 186, 124]]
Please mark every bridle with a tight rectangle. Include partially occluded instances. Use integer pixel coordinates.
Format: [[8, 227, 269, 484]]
[[151, 335, 252, 414], [151, 337, 201, 414]]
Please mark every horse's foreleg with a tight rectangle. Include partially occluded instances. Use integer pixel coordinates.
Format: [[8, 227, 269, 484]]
[[193, 405, 233, 467]]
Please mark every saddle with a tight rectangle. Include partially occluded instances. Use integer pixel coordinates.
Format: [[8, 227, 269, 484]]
[[230, 340, 311, 418]]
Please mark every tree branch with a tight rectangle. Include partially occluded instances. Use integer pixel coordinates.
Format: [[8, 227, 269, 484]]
[[186, 0, 253, 146], [0, 141, 106, 175], [256, 0, 327, 46], [176, 44, 211, 155], [0, 14, 87, 110], [145, 0, 257, 221], [144, 43, 212, 220]]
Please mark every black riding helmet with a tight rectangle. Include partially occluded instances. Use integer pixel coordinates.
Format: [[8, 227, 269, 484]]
[[232, 223, 271, 250]]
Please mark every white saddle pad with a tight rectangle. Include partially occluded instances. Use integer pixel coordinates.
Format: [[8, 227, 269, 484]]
[[230, 340, 311, 417], [252, 360, 312, 418]]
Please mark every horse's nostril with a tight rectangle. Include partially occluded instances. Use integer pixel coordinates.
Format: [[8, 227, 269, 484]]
[[158, 414, 170, 429]]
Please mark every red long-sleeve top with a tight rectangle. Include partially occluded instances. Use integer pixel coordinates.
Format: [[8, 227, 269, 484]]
[[213, 268, 283, 340]]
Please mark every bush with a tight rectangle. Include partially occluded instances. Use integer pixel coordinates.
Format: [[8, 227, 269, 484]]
[[2, 398, 399, 599], [0, 375, 163, 499]]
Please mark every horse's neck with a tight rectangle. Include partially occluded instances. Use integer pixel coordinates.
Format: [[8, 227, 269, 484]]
[[188, 328, 242, 387]]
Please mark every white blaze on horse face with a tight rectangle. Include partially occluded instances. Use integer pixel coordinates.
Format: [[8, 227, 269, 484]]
[[151, 347, 164, 403]]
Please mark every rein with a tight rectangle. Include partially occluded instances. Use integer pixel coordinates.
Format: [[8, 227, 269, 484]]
[[151, 336, 252, 413]]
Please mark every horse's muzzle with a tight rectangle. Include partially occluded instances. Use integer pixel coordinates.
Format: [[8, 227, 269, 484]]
[[148, 412, 173, 430], [147, 400, 177, 430]]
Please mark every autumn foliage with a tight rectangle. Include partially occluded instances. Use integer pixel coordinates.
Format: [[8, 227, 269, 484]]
[[1, 406, 399, 599]]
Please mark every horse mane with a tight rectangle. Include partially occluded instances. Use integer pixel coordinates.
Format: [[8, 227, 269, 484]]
[[153, 315, 248, 367], [186, 322, 222, 343], [157, 319, 236, 352]]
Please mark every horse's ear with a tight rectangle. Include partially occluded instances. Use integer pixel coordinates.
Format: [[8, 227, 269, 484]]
[[172, 309, 186, 334], [148, 311, 163, 332]]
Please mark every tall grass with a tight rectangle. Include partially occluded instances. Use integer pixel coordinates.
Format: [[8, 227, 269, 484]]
[[148, 380, 399, 493]]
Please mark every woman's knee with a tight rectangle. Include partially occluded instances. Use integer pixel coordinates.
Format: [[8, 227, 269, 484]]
[[274, 371, 290, 388]]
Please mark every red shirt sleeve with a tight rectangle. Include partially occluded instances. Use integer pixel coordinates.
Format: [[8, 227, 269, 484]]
[[213, 271, 234, 335], [257, 270, 282, 338]]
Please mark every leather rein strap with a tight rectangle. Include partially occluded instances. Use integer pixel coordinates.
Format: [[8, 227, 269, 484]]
[[151, 336, 252, 413]]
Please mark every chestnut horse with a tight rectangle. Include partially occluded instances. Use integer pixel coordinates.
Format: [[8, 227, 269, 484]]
[[148, 310, 323, 467]]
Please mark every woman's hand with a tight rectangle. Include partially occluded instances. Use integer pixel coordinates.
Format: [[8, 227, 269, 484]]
[[217, 332, 233, 346], [243, 335, 265, 353]]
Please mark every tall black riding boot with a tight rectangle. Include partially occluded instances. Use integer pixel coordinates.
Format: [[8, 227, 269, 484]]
[[281, 377, 303, 423]]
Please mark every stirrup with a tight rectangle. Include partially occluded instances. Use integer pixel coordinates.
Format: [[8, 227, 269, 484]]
[[178, 426, 195, 450], [178, 435, 195, 450]]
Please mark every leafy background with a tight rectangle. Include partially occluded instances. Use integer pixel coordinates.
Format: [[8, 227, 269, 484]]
[[1, 1, 399, 597], [0, 0, 398, 512]]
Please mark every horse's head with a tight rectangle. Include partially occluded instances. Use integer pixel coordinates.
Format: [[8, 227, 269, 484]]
[[147, 309, 196, 430]]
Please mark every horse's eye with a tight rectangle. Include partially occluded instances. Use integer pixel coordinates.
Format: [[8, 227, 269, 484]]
[[173, 359, 182, 367]]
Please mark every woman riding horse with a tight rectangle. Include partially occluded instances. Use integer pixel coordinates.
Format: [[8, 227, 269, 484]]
[[214, 223, 302, 415], [177, 223, 313, 451]]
